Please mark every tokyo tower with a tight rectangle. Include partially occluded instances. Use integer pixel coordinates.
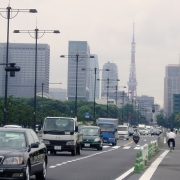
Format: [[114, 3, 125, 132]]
[[127, 23, 138, 99]]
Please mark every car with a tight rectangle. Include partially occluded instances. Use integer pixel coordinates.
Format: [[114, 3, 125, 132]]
[[151, 128, 162, 136], [80, 126, 103, 151], [3, 125, 22, 128], [128, 127, 134, 136], [0, 127, 48, 180]]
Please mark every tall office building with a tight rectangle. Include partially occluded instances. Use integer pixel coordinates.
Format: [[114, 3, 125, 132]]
[[88, 54, 100, 101], [49, 88, 67, 101], [67, 41, 90, 101], [164, 64, 180, 117], [101, 62, 119, 98], [0, 43, 50, 98]]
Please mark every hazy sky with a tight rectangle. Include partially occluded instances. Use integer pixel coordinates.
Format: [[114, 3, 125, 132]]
[[1, 0, 180, 108]]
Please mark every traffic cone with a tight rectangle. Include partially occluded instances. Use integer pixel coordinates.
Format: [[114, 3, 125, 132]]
[[134, 152, 141, 173]]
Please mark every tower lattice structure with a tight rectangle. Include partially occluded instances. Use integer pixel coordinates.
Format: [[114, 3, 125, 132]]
[[127, 23, 138, 99]]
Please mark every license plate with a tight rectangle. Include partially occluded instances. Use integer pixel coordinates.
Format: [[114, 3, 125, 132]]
[[85, 144, 90, 147], [54, 146, 61, 150], [119, 136, 124, 138], [103, 140, 107, 142]]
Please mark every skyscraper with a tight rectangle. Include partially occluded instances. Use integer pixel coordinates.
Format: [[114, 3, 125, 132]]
[[0, 43, 50, 98], [101, 62, 118, 98], [127, 23, 138, 99], [164, 64, 180, 117], [67, 41, 90, 101], [88, 54, 100, 101]]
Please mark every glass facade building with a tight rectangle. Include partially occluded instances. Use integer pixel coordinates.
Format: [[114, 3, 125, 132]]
[[0, 43, 50, 98], [88, 54, 100, 101], [164, 65, 180, 117], [101, 62, 119, 98], [67, 41, 90, 101]]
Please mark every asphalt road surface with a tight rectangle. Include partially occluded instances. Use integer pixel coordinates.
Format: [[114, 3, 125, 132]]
[[31, 135, 158, 180]]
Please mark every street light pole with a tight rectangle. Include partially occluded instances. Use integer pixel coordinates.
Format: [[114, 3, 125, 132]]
[[82, 67, 109, 123], [41, 82, 62, 125], [0, 6, 37, 125], [61, 54, 94, 118], [14, 28, 60, 131]]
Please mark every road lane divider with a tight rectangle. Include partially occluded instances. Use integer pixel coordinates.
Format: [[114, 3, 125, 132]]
[[124, 140, 133, 146]]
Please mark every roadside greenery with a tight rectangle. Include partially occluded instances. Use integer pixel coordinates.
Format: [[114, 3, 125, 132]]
[[0, 96, 150, 127]]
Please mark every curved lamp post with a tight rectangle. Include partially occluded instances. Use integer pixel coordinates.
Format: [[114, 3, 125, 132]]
[[14, 28, 60, 131], [0, 5, 37, 125]]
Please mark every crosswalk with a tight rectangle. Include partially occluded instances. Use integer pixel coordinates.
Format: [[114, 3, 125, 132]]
[[103, 145, 141, 150]]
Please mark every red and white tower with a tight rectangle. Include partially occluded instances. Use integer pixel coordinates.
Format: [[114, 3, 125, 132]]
[[127, 23, 138, 99]]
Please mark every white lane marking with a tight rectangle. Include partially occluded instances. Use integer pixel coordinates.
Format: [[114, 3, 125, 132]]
[[103, 146, 109, 148], [115, 167, 134, 180], [123, 146, 131, 149], [134, 147, 141, 149], [112, 146, 120, 149], [48, 148, 115, 168], [139, 150, 169, 180]]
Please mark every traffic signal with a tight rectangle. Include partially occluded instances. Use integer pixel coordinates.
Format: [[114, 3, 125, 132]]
[[152, 109, 155, 113], [5, 63, 20, 77]]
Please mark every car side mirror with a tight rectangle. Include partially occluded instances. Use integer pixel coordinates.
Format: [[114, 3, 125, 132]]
[[115, 129, 117, 132], [75, 126, 78, 132], [31, 143, 39, 148]]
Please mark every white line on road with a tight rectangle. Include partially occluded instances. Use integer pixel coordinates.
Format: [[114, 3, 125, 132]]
[[134, 147, 141, 149], [123, 146, 131, 149], [112, 146, 120, 149], [139, 150, 169, 180], [115, 167, 134, 180]]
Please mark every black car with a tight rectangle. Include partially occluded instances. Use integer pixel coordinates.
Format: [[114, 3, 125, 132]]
[[151, 128, 162, 136], [0, 128, 47, 180], [80, 126, 103, 151]]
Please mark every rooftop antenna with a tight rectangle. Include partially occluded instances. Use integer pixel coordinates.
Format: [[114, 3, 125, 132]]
[[133, 22, 135, 42]]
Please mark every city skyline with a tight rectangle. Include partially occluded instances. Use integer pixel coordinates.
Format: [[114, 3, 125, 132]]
[[1, 0, 180, 107]]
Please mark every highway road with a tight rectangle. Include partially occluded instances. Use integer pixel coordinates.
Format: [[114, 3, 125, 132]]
[[31, 135, 158, 180]]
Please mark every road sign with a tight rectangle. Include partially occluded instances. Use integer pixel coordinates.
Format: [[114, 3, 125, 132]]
[[85, 112, 90, 118]]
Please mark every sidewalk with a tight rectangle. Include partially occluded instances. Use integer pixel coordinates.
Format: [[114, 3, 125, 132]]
[[125, 133, 180, 180]]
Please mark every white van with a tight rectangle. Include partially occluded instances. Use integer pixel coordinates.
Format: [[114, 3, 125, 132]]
[[118, 125, 129, 140]]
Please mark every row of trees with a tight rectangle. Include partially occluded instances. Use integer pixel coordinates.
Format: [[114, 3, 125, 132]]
[[0, 96, 151, 127]]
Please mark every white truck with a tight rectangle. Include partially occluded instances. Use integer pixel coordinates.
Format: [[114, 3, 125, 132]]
[[41, 117, 83, 156], [138, 124, 148, 135], [118, 125, 129, 140], [96, 118, 118, 146]]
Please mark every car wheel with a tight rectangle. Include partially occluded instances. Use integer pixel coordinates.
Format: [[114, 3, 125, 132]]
[[35, 160, 47, 180], [71, 146, 77, 156], [77, 144, 81, 155], [24, 163, 30, 180]]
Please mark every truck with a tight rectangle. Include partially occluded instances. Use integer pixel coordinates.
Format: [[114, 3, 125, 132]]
[[41, 117, 83, 156], [96, 118, 118, 146], [118, 125, 129, 140], [138, 124, 147, 135]]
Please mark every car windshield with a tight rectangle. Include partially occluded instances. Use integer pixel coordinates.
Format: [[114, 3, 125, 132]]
[[0, 131, 26, 149], [80, 128, 99, 136], [44, 118, 74, 131], [118, 127, 128, 131], [98, 124, 114, 132]]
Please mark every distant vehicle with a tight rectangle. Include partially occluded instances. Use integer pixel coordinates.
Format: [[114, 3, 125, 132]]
[[146, 126, 151, 133], [0, 127, 47, 180], [128, 127, 134, 136], [80, 126, 103, 151], [151, 128, 162, 136], [3, 125, 22, 128], [118, 125, 129, 140], [97, 118, 118, 146]]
